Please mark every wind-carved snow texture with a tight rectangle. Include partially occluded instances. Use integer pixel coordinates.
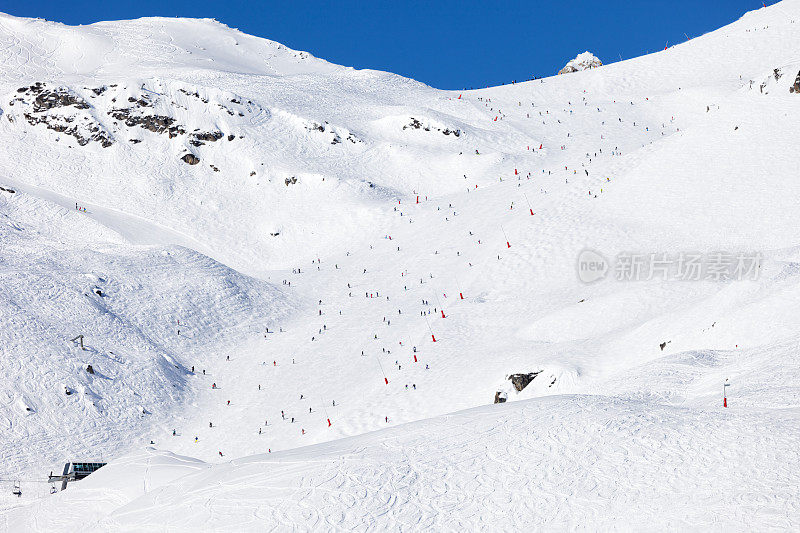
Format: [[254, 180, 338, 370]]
[[1, 2, 800, 528]]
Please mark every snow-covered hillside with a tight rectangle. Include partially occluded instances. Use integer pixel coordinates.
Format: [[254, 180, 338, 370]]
[[1, 1, 800, 529]]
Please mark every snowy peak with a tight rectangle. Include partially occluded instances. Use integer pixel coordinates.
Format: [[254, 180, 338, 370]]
[[558, 51, 603, 74], [0, 12, 341, 82]]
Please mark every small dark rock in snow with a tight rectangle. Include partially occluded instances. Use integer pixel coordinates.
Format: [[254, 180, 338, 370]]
[[508, 372, 542, 392], [791, 70, 800, 93], [182, 153, 200, 165]]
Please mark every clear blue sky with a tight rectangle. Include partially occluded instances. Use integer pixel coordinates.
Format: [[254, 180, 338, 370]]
[[1, 0, 768, 89]]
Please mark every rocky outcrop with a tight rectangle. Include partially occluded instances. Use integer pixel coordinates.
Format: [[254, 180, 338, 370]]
[[181, 154, 200, 165], [7, 80, 260, 156], [494, 391, 507, 404], [403, 117, 461, 137], [192, 131, 224, 143], [109, 108, 185, 138], [307, 121, 363, 144], [791, 70, 800, 93], [28, 85, 91, 113], [10, 82, 114, 147], [22, 112, 114, 147], [508, 372, 542, 392], [558, 52, 602, 75]]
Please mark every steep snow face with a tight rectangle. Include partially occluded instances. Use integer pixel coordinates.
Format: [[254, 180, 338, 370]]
[[1, 0, 800, 526], [558, 51, 602, 74]]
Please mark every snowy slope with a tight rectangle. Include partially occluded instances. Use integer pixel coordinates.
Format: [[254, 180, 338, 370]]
[[7, 345, 800, 531], [0, 187, 293, 502], [1, 1, 800, 529]]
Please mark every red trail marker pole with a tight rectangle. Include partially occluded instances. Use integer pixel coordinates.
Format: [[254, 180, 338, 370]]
[[454, 276, 465, 299], [523, 193, 534, 216], [500, 225, 511, 248], [425, 316, 437, 342], [435, 293, 446, 318], [323, 403, 332, 427], [375, 356, 389, 385], [723, 379, 730, 407]]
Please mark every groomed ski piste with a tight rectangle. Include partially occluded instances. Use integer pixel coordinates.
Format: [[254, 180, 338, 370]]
[[0, 2, 799, 530]]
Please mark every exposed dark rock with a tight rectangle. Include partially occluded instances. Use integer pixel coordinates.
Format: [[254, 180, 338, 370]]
[[285, 176, 298, 186], [11, 83, 114, 147], [22, 112, 114, 147], [182, 153, 200, 165], [192, 131, 223, 142], [792, 70, 800, 93], [86, 364, 94, 374], [403, 117, 460, 137], [494, 391, 507, 404], [11, 83, 87, 112], [508, 372, 541, 392], [32, 88, 90, 113], [228, 134, 235, 141], [108, 108, 186, 138], [127, 96, 152, 107]]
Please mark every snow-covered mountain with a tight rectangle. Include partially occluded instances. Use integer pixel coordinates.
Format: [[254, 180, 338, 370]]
[[1, 2, 800, 529], [558, 51, 603, 74]]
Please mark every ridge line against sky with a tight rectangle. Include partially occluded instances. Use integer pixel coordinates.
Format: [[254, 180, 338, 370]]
[[0, 0, 772, 89]]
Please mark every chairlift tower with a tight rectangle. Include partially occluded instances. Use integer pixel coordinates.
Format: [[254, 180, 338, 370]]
[[70, 335, 86, 351]]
